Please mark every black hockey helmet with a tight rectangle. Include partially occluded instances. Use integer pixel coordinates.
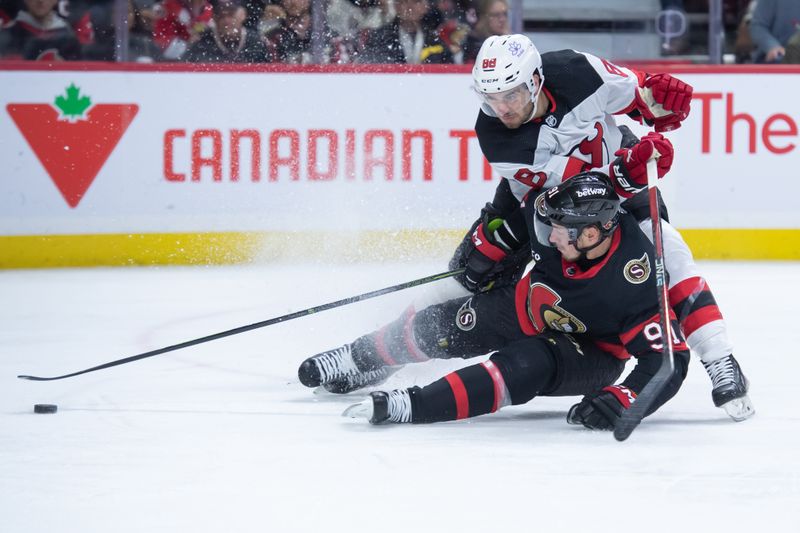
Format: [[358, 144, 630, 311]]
[[534, 171, 621, 248]]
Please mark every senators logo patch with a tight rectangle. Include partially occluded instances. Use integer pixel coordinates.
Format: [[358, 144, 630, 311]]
[[624, 253, 651, 284], [456, 299, 477, 331], [527, 283, 586, 334]]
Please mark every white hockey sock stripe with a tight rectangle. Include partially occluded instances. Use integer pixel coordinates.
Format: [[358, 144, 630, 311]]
[[482, 360, 511, 413], [401, 306, 429, 362]]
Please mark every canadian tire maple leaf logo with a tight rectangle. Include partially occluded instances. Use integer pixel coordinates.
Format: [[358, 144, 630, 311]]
[[7, 84, 139, 208]]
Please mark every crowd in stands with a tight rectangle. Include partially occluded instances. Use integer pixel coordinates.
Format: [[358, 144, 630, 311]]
[[0, 0, 797, 63]]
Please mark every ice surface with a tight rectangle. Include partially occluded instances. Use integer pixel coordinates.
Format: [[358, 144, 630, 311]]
[[1, 261, 798, 533]]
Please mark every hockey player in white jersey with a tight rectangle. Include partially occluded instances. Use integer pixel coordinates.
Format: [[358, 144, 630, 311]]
[[299, 34, 753, 422]]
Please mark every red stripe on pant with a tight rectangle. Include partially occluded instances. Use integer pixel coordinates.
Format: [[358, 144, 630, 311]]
[[682, 305, 724, 338], [669, 276, 707, 305], [444, 372, 470, 420]]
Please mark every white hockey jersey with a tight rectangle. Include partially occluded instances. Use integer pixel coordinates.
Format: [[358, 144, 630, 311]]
[[475, 49, 643, 202]]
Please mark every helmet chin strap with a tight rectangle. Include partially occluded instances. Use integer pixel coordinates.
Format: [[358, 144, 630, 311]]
[[570, 225, 610, 261], [526, 72, 544, 123], [572, 238, 606, 260]]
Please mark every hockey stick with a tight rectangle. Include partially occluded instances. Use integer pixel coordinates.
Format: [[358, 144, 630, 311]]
[[613, 159, 676, 442], [18, 268, 464, 382]]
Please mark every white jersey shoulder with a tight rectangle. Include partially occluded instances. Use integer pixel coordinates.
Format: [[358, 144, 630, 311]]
[[476, 49, 641, 201]]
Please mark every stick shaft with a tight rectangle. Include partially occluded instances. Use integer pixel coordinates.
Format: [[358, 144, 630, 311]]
[[18, 268, 464, 382], [614, 160, 676, 441]]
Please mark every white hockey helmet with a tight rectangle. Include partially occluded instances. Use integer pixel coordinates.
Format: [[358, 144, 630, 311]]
[[472, 34, 544, 118]]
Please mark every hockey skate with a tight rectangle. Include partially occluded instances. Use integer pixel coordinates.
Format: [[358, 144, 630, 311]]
[[342, 390, 413, 424], [298, 344, 394, 394], [702, 354, 755, 422]]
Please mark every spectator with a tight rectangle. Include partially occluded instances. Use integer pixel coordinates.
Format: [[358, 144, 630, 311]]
[[59, 0, 99, 47], [185, 0, 269, 62], [76, 0, 115, 60], [734, 0, 757, 63], [261, 0, 312, 63], [240, 0, 265, 30], [0, 0, 81, 60], [423, 0, 475, 28], [749, 0, 800, 63], [83, 0, 162, 61], [128, 0, 162, 60], [461, 0, 507, 63], [424, 0, 472, 64], [1, 0, 19, 25], [152, 0, 213, 60], [436, 18, 468, 63], [132, 0, 160, 34], [326, 0, 394, 52], [357, 0, 452, 63]]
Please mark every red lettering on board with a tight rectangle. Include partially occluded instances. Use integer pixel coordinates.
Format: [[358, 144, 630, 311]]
[[191, 129, 222, 182]]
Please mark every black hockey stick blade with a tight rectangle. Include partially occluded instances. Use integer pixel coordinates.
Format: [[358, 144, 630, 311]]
[[614, 159, 676, 442], [18, 268, 464, 382], [613, 350, 675, 441]]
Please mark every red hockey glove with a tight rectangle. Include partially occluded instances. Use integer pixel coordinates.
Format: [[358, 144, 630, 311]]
[[608, 132, 674, 197], [567, 385, 637, 430], [635, 73, 693, 132]]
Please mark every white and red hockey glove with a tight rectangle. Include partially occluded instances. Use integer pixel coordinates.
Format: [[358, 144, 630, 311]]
[[635, 73, 693, 132], [608, 132, 673, 198], [567, 385, 637, 430]]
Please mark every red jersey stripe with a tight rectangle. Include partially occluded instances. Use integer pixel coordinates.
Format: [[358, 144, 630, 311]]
[[593, 339, 631, 360], [515, 273, 538, 335], [562, 157, 586, 181]]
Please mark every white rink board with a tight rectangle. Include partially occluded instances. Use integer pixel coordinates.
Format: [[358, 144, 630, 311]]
[[1, 66, 799, 236]]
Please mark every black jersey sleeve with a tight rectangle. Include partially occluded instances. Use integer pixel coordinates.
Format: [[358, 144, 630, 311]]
[[491, 179, 520, 216], [618, 310, 690, 418]]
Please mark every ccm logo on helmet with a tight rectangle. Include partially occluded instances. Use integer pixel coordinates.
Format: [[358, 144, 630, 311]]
[[575, 187, 606, 197], [482, 58, 497, 70]]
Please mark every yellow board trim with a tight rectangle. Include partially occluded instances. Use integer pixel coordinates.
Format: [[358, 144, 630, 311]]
[[0, 229, 798, 268], [679, 229, 800, 260]]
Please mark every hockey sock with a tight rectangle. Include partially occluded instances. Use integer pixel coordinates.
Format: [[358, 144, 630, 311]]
[[409, 360, 518, 423], [668, 276, 733, 362], [353, 306, 431, 371]]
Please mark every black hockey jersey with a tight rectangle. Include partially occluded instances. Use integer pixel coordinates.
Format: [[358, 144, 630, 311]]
[[516, 212, 689, 396]]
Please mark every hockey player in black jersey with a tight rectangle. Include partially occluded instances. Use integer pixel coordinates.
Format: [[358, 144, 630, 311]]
[[330, 172, 690, 427], [298, 34, 752, 422], [448, 34, 752, 420]]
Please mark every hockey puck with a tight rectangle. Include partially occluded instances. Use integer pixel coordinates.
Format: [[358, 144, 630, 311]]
[[33, 404, 58, 414]]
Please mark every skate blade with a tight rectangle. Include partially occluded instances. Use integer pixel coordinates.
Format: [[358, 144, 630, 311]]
[[722, 395, 755, 422], [342, 399, 373, 420]]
